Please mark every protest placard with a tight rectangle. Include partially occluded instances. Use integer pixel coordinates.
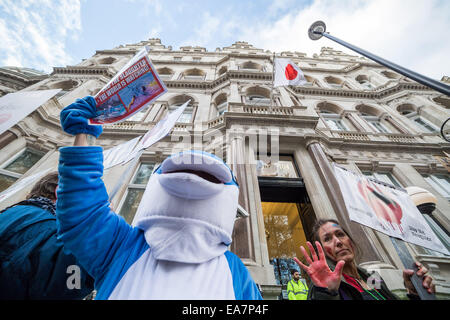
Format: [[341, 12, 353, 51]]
[[103, 136, 142, 170], [89, 47, 167, 125], [0, 89, 61, 135], [333, 164, 449, 255], [101, 101, 188, 170], [121, 100, 190, 165]]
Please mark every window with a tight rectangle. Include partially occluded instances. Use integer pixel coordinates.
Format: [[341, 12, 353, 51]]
[[183, 69, 205, 80], [157, 68, 174, 80], [239, 61, 262, 71], [118, 162, 155, 223], [0, 148, 44, 192], [173, 57, 182, 61], [246, 95, 271, 106], [356, 75, 374, 89], [422, 174, 450, 200], [325, 76, 344, 89], [216, 102, 228, 116], [401, 110, 438, 133], [169, 102, 194, 123], [128, 105, 150, 122], [361, 114, 391, 133], [362, 171, 402, 188], [257, 155, 300, 178], [320, 110, 348, 131]]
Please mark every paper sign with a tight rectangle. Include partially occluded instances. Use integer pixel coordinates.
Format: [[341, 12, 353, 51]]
[[0, 89, 61, 135], [101, 101, 189, 169], [141, 100, 189, 149], [334, 164, 449, 255], [123, 100, 190, 164], [89, 47, 167, 125], [103, 136, 142, 170]]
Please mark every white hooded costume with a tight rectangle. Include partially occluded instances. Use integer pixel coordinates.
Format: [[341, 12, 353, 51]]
[[57, 148, 262, 300]]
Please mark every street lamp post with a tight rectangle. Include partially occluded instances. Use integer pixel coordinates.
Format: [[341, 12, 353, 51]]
[[308, 21, 450, 96], [309, 21, 441, 299]]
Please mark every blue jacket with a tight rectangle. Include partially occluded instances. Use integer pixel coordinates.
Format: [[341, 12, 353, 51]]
[[0, 203, 94, 299], [56, 146, 262, 300]]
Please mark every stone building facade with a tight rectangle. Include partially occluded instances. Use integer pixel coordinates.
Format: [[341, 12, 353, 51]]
[[0, 38, 449, 299], [0, 66, 48, 97]]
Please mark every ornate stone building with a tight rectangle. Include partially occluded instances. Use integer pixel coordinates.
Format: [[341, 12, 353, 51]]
[[0, 38, 449, 299], [0, 66, 48, 97]]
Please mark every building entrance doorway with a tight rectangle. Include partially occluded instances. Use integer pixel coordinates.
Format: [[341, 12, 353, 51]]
[[258, 175, 318, 289]]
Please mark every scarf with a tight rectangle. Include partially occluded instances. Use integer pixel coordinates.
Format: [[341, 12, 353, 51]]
[[0, 196, 56, 215]]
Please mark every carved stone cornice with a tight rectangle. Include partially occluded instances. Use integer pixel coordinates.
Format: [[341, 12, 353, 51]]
[[292, 81, 433, 99], [51, 66, 115, 78]]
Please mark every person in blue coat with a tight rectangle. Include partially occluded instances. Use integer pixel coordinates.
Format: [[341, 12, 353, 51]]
[[0, 172, 94, 299], [56, 96, 262, 300]]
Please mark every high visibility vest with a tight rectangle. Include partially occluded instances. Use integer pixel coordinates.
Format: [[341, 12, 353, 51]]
[[287, 279, 308, 300]]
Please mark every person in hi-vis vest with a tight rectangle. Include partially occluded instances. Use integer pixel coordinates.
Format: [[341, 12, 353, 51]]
[[287, 269, 309, 300]]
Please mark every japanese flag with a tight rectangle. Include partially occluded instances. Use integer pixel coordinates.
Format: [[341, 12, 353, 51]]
[[273, 58, 306, 87]]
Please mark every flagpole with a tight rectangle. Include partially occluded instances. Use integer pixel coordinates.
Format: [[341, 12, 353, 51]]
[[308, 20, 450, 96]]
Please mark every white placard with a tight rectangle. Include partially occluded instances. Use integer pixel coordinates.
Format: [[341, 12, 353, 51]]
[[0, 89, 61, 135], [122, 100, 189, 164], [334, 164, 449, 255], [103, 135, 142, 170]]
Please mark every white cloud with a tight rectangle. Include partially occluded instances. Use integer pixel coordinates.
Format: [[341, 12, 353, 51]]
[[237, 0, 450, 80], [0, 0, 82, 72]]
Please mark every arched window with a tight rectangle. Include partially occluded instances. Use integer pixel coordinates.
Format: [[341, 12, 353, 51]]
[[157, 67, 174, 80], [324, 76, 345, 89], [245, 87, 271, 106], [98, 57, 116, 65], [303, 75, 319, 87], [168, 96, 195, 123], [433, 96, 450, 109], [317, 102, 348, 131], [397, 104, 438, 133], [355, 75, 374, 89], [182, 68, 205, 80], [360, 112, 390, 133], [239, 61, 263, 71], [48, 79, 79, 98], [218, 66, 227, 76], [214, 93, 228, 116], [381, 70, 400, 80]]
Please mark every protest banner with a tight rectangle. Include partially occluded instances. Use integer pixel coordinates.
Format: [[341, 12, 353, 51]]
[[0, 89, 61, 135], [0, 168, 52, 204], [89, 47, 167, 125], [101, 101, 189, 170], [333, 164, 449, 255]]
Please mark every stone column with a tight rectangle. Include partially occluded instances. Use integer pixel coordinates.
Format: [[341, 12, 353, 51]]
[[228, 128, 255, 261], [306, 140, 384, 263], [343, 111, 365, 132]]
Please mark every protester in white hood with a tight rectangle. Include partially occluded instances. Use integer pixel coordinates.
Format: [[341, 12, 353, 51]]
[[56, 96, 262, 300]]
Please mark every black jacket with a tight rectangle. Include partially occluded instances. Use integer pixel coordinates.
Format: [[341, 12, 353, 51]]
[[0, 200, 94, 299], [307, 259, 419, 300]]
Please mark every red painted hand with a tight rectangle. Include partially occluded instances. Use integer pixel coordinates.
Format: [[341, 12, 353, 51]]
[[293, 241, 345, 292]]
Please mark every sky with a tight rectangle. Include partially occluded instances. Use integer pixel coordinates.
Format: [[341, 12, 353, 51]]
[[0, 0, 449, 80]]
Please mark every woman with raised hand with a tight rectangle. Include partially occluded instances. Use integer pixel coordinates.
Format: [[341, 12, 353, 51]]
[[294, 219, 435, 300]]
